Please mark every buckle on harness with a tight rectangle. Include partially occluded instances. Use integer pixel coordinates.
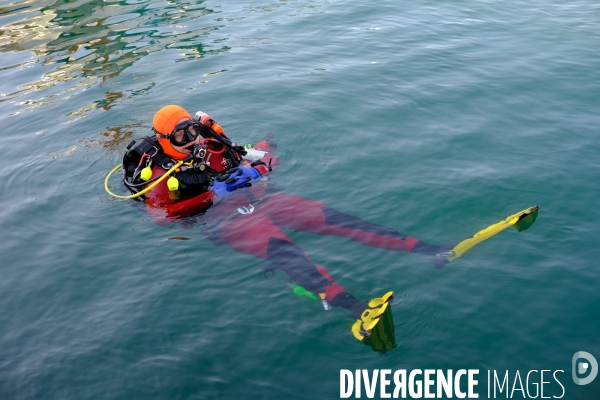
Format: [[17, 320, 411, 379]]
[[148, 146, 159, 158]]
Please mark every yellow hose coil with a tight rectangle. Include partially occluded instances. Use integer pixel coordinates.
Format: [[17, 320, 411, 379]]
[[104, 161, 183, 199]]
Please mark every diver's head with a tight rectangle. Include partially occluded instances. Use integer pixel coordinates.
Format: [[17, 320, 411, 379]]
[[153, 105, 201, 159]]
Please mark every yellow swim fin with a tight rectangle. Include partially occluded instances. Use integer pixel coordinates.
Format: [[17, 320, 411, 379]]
[[362, 303, 396, 353], [351, 291, 394, 341], [439, 205, 539, 263]]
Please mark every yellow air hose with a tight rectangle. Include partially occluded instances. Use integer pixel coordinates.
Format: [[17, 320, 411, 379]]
[[104, 161, 183, 199]]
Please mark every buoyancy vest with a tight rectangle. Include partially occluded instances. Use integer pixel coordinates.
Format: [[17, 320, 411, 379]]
[[122, 135, 219, 196]]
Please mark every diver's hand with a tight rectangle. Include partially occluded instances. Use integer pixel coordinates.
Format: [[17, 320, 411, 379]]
[[212, 167, 261, 197], [223, 166, 262, 181]]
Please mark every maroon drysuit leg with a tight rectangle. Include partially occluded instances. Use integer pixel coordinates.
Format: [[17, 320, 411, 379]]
[[260, 193, 419, 251], [215, 193, 425, 315], [218, 210, 352, 308]]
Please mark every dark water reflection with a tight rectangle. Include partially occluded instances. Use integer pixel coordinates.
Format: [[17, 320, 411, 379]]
[[1, 0, 599, 398], [0, 0, 223, 113]]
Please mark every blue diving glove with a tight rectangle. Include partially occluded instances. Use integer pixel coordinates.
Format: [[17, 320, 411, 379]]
[[212, 167, 261, 197]]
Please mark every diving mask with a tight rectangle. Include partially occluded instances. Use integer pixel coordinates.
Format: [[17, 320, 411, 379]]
[[170, 119, 200, 146]]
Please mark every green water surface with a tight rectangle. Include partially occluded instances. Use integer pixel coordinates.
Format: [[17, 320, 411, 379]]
[[1, 1, 599, 399]]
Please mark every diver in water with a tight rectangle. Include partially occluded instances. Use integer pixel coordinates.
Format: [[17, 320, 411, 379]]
[[106, 104, 538, 344]]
